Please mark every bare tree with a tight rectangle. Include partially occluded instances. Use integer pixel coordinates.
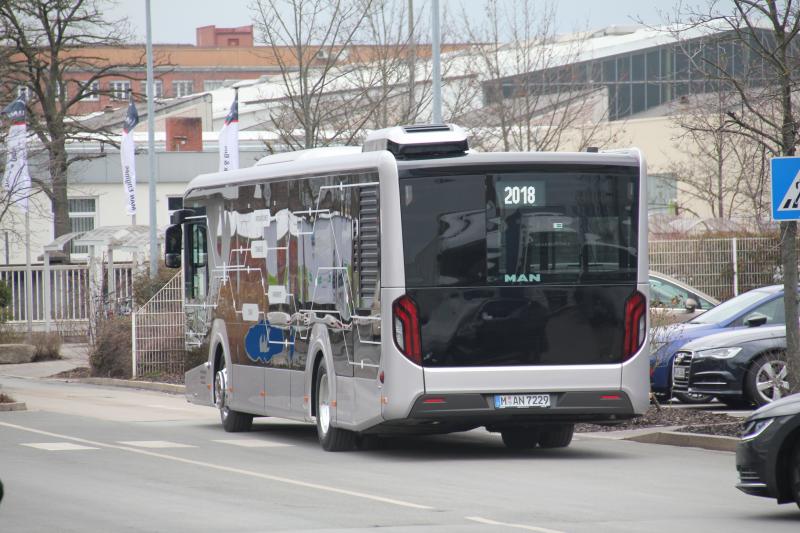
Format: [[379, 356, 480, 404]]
[[0, 0, 139, 240], [669, 0, 800, 392], [250, 0, 379, 149], [458, 0, 620, 152]]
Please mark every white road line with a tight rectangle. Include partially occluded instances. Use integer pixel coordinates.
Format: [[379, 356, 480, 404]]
[[21, 442, 99, 451], [465, 516, 567, 533], [0, 421, 432, 511], [118, 440, 196, 449], [213, 439, 292, 448]]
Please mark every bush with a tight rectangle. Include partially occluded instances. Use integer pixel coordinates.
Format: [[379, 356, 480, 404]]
[[132, 265, 177, 307], [31, 332, 63, 361], [90, 316, 132, 379], [0, 392, 15, 403]]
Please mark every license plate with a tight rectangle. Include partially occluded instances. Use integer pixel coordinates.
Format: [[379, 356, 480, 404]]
[[673, 367, 687, 380], [494, 394, 551, 409]]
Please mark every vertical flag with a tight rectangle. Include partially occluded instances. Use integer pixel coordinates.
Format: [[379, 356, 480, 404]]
[[219, 90, 239, 172], [2, 94, 31, 211], [120, 95, 139, 216]]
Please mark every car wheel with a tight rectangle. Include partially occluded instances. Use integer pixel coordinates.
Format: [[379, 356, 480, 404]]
[[501, 428, 540, 450], [214, 360, 253, 432], [674, 392, 714, 404], [792, 442, 800, 510], [537, 424, 574, 449], [745, 352, 792, 407], [315, 360, 356, 451]]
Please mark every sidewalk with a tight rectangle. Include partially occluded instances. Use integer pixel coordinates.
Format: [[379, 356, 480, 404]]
[[0, 343, 89, 379]]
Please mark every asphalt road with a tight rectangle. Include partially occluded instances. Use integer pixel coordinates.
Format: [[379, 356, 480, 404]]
[[1, 376, 798, 533]]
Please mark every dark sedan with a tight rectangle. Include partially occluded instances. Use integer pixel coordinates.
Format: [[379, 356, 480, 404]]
[[671, 324, 792, 407], [736, 392, 800, 509]]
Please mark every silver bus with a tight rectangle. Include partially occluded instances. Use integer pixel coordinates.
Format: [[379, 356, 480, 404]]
[[166, 125, 649, 451]]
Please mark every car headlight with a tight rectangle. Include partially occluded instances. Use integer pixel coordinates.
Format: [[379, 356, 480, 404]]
[[694, 347, 742, 359], [741, 418, 774, 441]]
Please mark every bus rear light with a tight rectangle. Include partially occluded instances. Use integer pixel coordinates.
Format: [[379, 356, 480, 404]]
[[422, 397, 446, 404], [601, 395, 622, 400], [623, 291, 646, 361], [392, 295, 422, 365]]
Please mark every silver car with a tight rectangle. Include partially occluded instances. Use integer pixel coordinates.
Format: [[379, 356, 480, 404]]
[[650, 271, 719, 323]]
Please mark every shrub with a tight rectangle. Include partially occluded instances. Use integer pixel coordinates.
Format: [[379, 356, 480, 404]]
[[0, 392, 15, 403], [90, 316, 132, 379], [132, 265, 176, 307], [31, 332, 63, 361]]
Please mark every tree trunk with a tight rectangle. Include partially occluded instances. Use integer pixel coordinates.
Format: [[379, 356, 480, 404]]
[[50, 137, 71, 239], [780, 221, 800, 393]]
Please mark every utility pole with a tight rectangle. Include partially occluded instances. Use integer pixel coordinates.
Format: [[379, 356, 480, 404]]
[[146, 0, 158, 278], [407, 0, 416, 122], [431, 0, 442, 124]]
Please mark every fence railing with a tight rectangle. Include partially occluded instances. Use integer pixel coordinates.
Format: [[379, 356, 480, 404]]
[[131, 271, 185, 378], [0, 263, 134, 330], [650, 237, 790, 301]]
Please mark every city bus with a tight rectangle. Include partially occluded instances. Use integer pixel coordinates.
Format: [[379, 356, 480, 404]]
[[166, 124, 650, 451]]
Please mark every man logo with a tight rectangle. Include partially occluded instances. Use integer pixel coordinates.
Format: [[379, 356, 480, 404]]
[[504, 273, 541, 283]]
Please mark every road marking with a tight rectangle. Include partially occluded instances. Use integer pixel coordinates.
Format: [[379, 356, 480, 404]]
[[465, 516, 566, 533], [214, 439, 292, 448], [21, 442, 99, 451], [0, 421, 432, 511], [118, 440, 196, 449]]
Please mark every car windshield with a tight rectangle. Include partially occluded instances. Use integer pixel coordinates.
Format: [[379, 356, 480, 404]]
[[688, 290, 771, 324]]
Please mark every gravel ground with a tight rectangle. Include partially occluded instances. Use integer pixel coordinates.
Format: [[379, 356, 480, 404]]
[[576, 404, 746, 437]]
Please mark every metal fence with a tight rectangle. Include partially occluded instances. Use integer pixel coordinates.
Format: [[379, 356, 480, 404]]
[[131, 271, 185, 378], [650, 237, 790, 301], [0, 263, 133, 332]]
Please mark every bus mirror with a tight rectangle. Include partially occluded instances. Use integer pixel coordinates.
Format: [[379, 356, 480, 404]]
[[165, 225, 182, 269], [170, 208, 195, 225]]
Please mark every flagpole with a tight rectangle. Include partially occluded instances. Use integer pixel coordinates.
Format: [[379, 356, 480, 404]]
[[146, 0, 157, 278]]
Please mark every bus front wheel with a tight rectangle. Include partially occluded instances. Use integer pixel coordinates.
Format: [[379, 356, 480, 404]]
[[214, 360, 252, 433], [315, 360, 356, 451]]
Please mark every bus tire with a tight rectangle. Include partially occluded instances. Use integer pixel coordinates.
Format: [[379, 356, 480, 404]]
[[315, 361, 356, 451], [214, 360, 253, 433], [501, 428, 539, 450], [537, 424, 574, 448]]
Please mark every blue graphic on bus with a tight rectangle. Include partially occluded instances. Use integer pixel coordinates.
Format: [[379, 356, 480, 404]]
[[244, 320, 292, 363]]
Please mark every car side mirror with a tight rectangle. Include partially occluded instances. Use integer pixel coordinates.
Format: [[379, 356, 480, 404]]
[[164, 224, 182, 269], [684, 297, 699, 312], [744, 313, 768, 327]]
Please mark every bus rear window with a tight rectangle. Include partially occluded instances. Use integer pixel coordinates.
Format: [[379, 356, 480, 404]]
[[399, 165, 638, 287]]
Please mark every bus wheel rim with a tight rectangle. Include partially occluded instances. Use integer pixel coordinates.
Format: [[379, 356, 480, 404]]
[[319, 373, 330, 435]]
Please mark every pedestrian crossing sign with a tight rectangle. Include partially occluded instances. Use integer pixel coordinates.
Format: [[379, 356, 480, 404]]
[[771, 157, 800, 220]]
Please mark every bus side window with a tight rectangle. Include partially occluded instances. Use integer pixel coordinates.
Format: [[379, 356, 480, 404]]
[[186, 223, 208, 301]]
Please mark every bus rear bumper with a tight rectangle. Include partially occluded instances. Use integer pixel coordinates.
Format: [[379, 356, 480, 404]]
[[406, 390, 636, 426]]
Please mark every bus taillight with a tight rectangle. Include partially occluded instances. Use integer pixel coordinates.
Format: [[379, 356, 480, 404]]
[[392, 295, 422, 365], [623, 291, 647, 361]]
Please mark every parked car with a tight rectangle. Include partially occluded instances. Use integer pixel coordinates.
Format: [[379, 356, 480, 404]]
[[650, 285, 789, 404], [735, 392, 800, 509], [671, 324, 792, 407], [649, 271, 719, 323]]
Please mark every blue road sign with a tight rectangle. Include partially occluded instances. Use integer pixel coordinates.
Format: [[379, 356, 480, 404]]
[[771, 156, 800, 221]]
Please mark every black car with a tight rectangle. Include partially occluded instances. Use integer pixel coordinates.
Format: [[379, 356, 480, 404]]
[[735, 392, 800, 508], [671, 324, 791, 407]]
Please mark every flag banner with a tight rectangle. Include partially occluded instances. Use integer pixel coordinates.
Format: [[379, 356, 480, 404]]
[[2, 95, 31, 212], [120, 96, 139, 216], [219, 91, 239, 172]]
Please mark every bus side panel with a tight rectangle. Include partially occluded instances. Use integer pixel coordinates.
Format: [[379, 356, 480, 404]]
[[350, 376, 384, 431], [230, 363, 266, 415], [380, 287, 425, 421]]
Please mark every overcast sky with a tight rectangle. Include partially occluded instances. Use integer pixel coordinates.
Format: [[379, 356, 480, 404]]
[[116, 0, 671, 45]]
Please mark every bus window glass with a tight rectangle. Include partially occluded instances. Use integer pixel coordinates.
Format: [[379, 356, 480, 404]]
[[399, 165, 638, 287]]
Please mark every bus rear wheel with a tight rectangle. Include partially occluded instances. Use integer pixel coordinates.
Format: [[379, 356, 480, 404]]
[[315, 360, 356, 451], [214, 361, 252, 433], [537, 424, 574, 448], [501, 428, 540, 450]]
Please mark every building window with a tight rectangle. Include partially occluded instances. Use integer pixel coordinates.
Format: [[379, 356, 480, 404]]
[[69, 198, 97, 255], [173, 80, 194, 98], [140, 80, 163, 99], [203, 80, 225, 92], [109, 80, 131, 100], [81, 81, 99, 101], [167, 196, 184, 218]]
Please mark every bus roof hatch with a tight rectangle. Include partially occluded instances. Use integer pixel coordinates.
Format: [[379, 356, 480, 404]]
[[362, 124, 469, 160]]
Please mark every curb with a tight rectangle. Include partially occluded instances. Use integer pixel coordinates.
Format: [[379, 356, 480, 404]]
[[0, 402, 27, 412], [75, 378, 186, 395], [625, 430, 738, 452]]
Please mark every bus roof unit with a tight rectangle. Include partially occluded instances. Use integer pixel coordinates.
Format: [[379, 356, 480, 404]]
[[362, 124, 469, 160]]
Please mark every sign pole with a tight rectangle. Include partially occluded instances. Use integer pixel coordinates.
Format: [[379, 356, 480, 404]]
[[24, 209, 32, 340], [146, 0, 158, 278]]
